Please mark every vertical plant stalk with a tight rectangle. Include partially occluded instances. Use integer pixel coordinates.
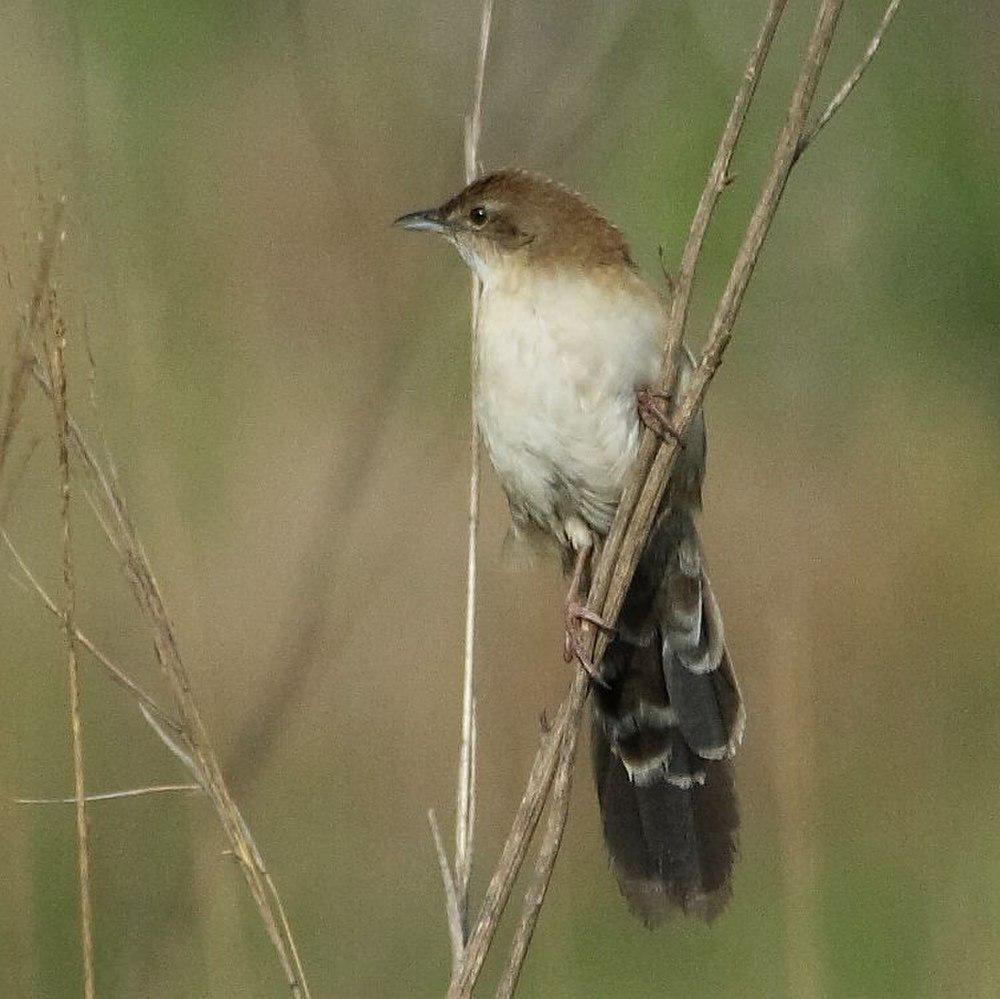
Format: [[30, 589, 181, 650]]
[[494, 720, 578, 999], [0, 200, 64, 486], [454, 0, 494, 953], [429, 808, 465, 975], [449, 0, 904, 993], [797, 0, 901, 156], [660, 0, 788, 431], [50, 314, 96, 999], [30, 353, 312, 998], [487, 8, 790, 983]]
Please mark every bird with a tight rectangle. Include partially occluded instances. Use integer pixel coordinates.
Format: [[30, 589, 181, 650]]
[[395, 169, 744, 924]]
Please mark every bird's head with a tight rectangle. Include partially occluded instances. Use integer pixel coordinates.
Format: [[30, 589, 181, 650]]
[[394, 169, 634, 282]]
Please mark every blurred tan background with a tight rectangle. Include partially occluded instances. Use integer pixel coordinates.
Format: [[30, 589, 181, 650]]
[[1, 1, 999, 996]]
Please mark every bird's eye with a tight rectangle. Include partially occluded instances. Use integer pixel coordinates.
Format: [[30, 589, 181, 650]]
[[469, 206, 488, 226]]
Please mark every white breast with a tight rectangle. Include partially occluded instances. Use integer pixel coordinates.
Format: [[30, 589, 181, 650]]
[[474, 265, 663, 546]]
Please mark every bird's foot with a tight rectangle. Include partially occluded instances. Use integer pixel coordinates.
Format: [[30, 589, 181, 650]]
[[637, 387, 685, 448], [563, 601, 615, 689]]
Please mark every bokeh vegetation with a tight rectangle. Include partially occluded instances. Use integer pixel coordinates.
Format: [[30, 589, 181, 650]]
[[1, 2, 998, 996]]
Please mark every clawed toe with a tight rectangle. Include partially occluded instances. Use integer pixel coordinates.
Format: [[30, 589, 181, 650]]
[[565, 601, 616, 637], [637, 387, 685, 447], [564, 634, 611, 689], [563, 602, 615, 688], [562, 546, 613, 688]]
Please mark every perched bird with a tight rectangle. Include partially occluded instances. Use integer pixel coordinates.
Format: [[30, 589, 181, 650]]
[[395, 170, 744, 923]]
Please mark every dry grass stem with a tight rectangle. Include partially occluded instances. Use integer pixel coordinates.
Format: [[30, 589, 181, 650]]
[[456, 412, 480, 941], [448, 0, 901, 993], [17, 279, 311, 995], [65, 402, 309, 995], [450, 1, 793, 989], [594, 0, 848, 668], [0, 202, 64, 485], [448, 681, 582, 997], [445, 0, 494, 968], [494, 722, 578, 999], [798, 0, 902, 156], [17, 783, 201, 805], [48, 312, 96, 998], [429, 808, 465, 976], [658, 0, 790, 399], [464, 0, 493, 185]]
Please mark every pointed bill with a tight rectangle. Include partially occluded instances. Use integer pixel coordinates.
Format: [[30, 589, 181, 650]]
[[392, 208, 446, 233]]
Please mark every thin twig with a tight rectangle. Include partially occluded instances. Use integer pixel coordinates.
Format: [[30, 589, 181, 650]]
[[17, 783, 201, 805], [29, 349, 311, 998], [454, 0, 494, 956], [495, 722, 579, 999], [592, 0, 850, 681], [0, 200, 64, 483], [449, 1, 792, 988], [798, 0, 902, 157], [429, 809, 465, 976], [449, 0, 887, 993], [601, 0, 790, 654], [139, 705, 201, 779], [8, 210, 312, 995], [448, 676, 584, 998], [26, 201, 66, 336], [49, 313, 96, 998], [456, 413, 480, 938], [464, 0, 493, 184]]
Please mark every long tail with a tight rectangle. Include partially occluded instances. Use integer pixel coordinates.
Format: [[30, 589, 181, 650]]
[[592, 508, 744, 924]]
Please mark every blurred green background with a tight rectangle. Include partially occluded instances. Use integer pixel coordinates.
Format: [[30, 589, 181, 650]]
[[1, 1, 998, 996]]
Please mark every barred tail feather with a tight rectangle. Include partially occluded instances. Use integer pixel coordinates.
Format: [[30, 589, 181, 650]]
[[592, 722, 738, 924], [592, 510, 743, 923]]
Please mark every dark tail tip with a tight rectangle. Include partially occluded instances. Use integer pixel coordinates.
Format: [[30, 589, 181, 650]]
[[592, 717, 739, 925]]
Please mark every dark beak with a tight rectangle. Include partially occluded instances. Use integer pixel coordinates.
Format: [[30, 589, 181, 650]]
[[392, 208, 447, 234]]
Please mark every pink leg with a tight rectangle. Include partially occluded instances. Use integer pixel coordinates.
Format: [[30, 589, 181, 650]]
[[637, 387, 684, 447], [563, 546, 615, 688]]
